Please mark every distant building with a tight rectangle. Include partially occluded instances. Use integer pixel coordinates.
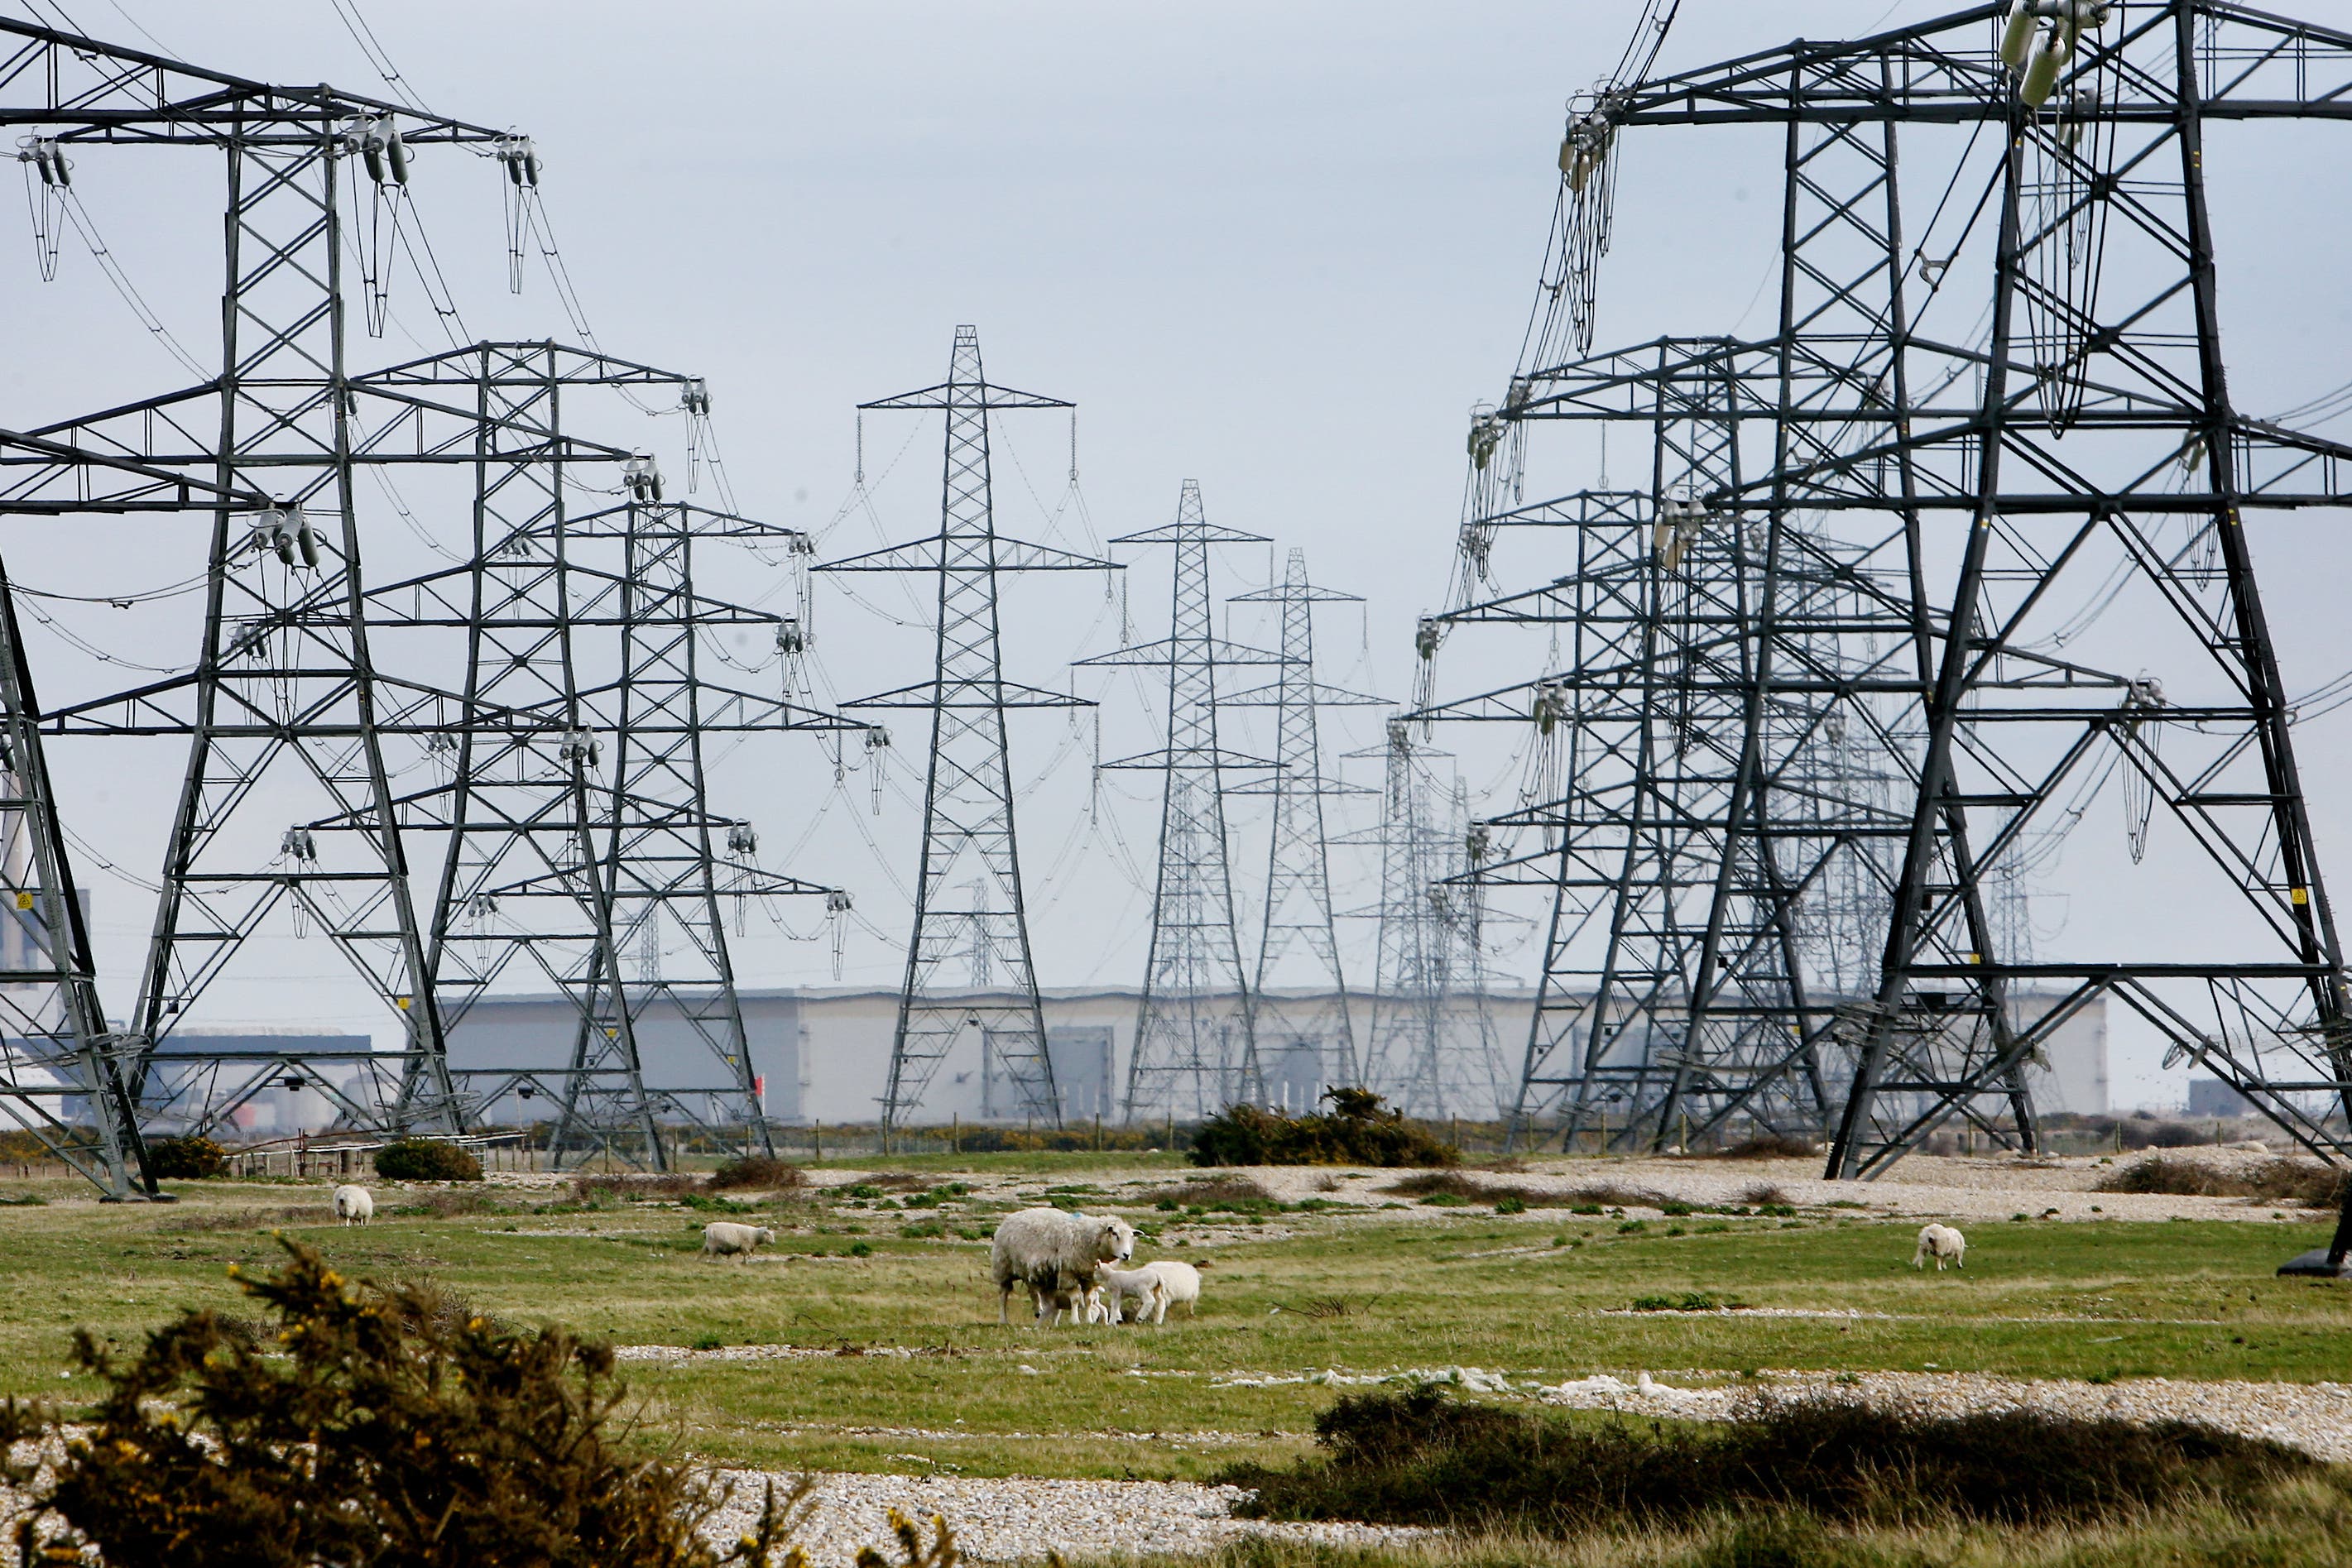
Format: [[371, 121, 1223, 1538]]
[[2186, 1077, 2254, 1118], [140, 1030, 377, 1134], [444, 985, 2109, 1126]]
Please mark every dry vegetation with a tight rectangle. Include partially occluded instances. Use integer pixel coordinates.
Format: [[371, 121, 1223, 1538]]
[[2095, 1153, 2350, 1208]]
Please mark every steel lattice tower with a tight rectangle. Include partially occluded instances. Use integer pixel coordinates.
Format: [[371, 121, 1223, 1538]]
[[1425, 1, 2352, 1274], [1086, 481, 1275, 1121], [0, 21, 520, 1154], [0, 24, 842, 1181], [0, 437, 271, 1195], [819, 328, 1111, 1134], [1355, 721, 1493, 1119], [0, 557, 145, 1192], [1419, 345, 1917, 1152], [1226, 549, 1379, 1101], [356, 344, 855, 1168]]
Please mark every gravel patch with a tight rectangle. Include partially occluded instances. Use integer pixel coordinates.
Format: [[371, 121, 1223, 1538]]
[[1046, 1151, 2336, 1226], [702, 1471, 1428, 1564]]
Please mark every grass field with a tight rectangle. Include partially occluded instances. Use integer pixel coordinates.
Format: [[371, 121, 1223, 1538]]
[[0, 1155, 2342, 1485]]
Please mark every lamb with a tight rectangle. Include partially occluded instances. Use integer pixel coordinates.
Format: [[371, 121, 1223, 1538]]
[[1033, 1281, 1110, 1327], [990, 1207, 1135, 1326], [1912, 1222, 1966, 1272], [1134, 1259, 1202, 1323], [702, 1220, 777, 1259], [332, 1184, 373, 1227], [1095, 1264, 1163, 1325], [1097, 1259, 1203, 1325]]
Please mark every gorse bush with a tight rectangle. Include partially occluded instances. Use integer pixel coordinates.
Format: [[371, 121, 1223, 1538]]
[[143, 1134, 229, 1179], [374, 1137, 484, 1182], [0, 1240, 804, 1566], [1189, 1088, 1458, 1168], [1225, 1384, 2331, 1532], [0, 1129, 53, 1163]]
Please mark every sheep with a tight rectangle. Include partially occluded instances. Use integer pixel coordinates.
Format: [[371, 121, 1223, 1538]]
[[332, 1184, 373, 1227], [990, 1207, 1135, 1326], [1094, 1259, 1204, 1325], [1032, 1280, 1111, 1327], [1095, 1263, 1163, 1325], [702, 1220, 777, 1260], [1135, 1259, 1202, 1323], [1912, 1222, 1966, 1272]]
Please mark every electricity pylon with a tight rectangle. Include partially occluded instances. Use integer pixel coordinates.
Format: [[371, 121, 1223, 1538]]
[[1226, 549, 1379, 1096], [818, 328, 1112, 1134], [1425, 1, 2352, 1273], [1084, 481, 1276, 1120], [1354, 721, 1491, 1118], [356, 344, 856, 1168], [0, 559, 146, 1195], [0, 439, 271, 1196], [1416, 350, 1900, 1153], [0, 17, 516, 1144]]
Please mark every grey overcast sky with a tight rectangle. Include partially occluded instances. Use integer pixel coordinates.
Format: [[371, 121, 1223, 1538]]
[[8, 1, 2352, 1111]]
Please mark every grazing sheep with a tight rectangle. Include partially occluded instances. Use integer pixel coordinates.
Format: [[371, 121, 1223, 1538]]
[[1912, 1222, 1966, 1272], [702, 1220, 777, 1260], [332, 1184, 373, 1227], [990, 1207, 1136, 1326]]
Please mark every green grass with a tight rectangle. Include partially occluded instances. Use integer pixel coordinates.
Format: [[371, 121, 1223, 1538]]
[[0, 1170, 2341, 1482]]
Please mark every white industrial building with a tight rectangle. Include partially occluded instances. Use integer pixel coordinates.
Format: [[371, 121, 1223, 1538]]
[[441, 985, 2108, 1126]]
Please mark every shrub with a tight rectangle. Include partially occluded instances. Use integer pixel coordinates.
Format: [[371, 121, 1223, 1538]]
[[573, 1172, 703, 1202], [2096, 1153, 2350, 1208], [1136, 1174, 1280, 1212], [144, 1134, 228, 1180], [0, 1239, 805, 1566], [949, 1124, 1159, 1153], [396, 1187, 502, 1219], [1714, 1131, 1816, 1159], [374, 1138, 483, 1182], [1225, 1385, 2329, 1533], [1381, 1172, 1671, 1211], [0, 1128, 54, 1163], [1189, 1088, 1458, 1168], [708, 1155, 806, 1192]]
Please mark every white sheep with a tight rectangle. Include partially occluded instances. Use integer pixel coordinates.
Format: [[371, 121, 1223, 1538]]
[[1135, 1259, 1202, 1322], [1097, 1259, 1204, 1325], [703, 1220, 777, 1259], [1912, 1222, 1966, 1272], [1096, 1264, 1162, 1325], [332, 1184, 373, 1227], [990, 1208, 1135, 1326], [1033, 1281, 1111, 1326]]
